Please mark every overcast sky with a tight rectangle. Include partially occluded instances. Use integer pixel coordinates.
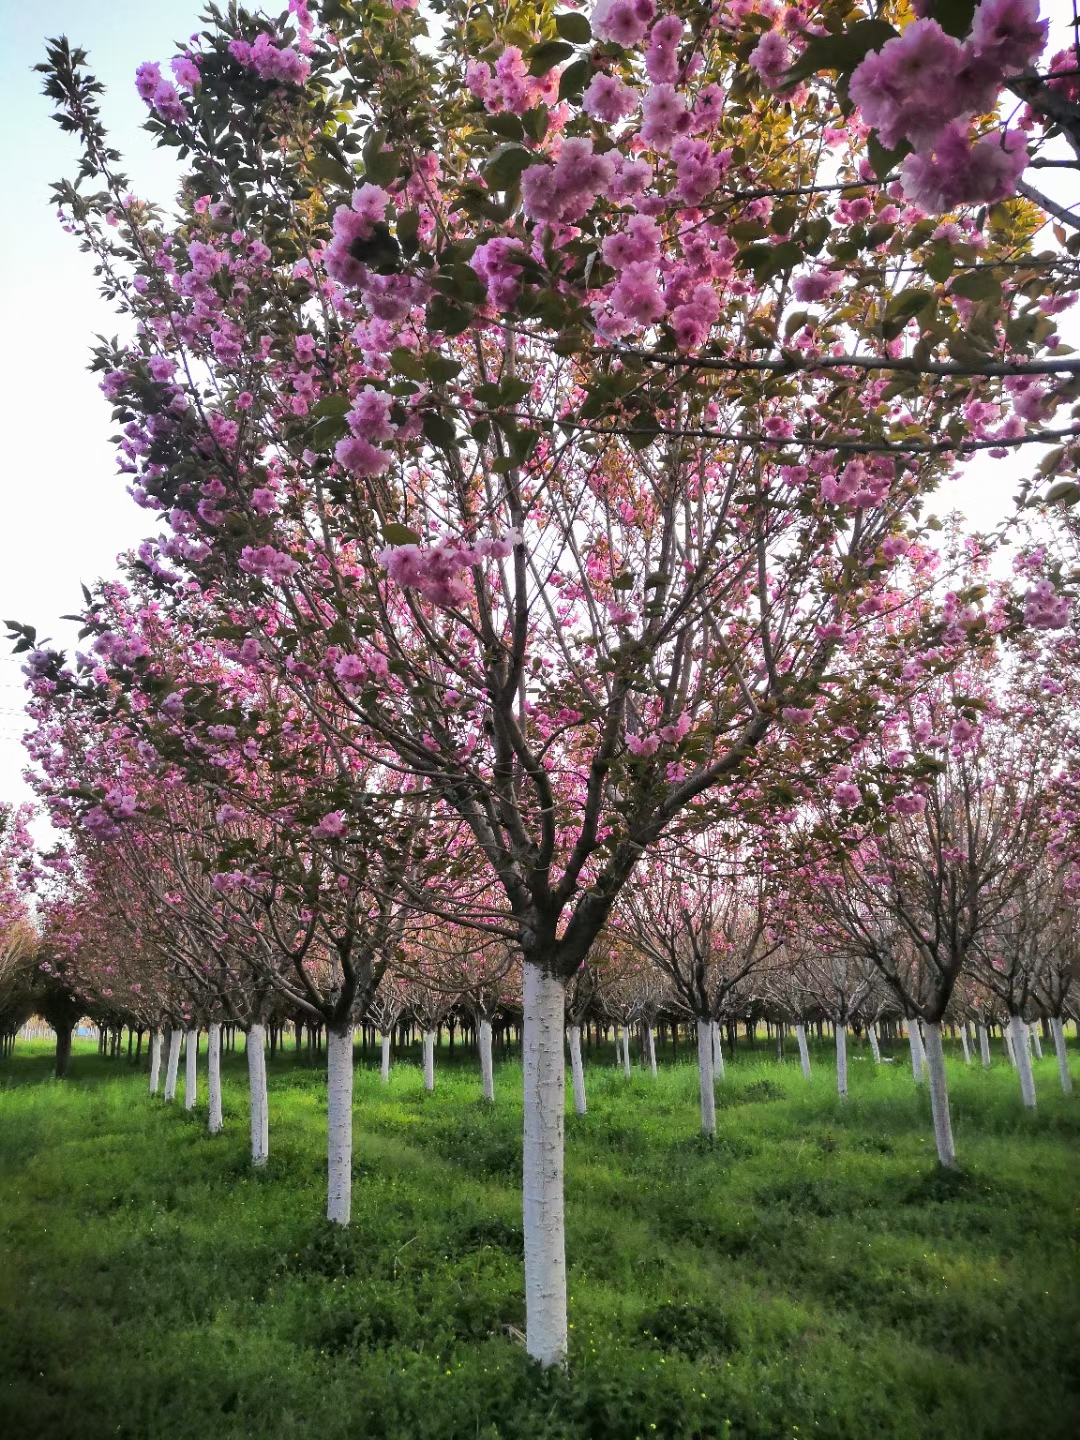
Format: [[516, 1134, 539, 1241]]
[[0, 1, 1069, 836]]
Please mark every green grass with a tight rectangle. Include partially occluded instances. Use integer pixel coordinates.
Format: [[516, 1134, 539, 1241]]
[[1, 1034, 1077, 1440]]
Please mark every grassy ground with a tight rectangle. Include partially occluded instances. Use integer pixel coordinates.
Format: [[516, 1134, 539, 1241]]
[[0, 1033, 1077, 1440]]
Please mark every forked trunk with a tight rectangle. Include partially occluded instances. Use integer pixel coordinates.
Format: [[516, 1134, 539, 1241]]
[[207, 1022, 223, 1135], [977, 1022, 991, 1068], [148, 1028, 162, 1095], [326, 1026, 353, 1224], [522, 963, 568, 1367], [184, 1028, 198, 1111], [835, 1023, 848, 1099], [423, 1029, 436, 1092], [1050, 1016, 1072, 1095], [696, 1018, 716, 1136], [922, 1021, 957, 1168], [1008, 1013, 1036, 1109], [380, 1032, 391, 1083], [568, 1025, 587, 1116], [163, 1028, 182, 1101], [795, 1022, 812, 1079], [867, 1024, 881, 1065], [247, 1024, 269, 1166], [479, 1018, 495, 1102]]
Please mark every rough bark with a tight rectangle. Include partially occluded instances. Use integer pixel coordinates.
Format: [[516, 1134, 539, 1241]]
[[922, 1020, 958, 1168], [326, 1026, 354, 1225], [645, 1023, 657, 1078], [619, 1025, 631, 1079], [960, 1024, 971, 1065], [522, 963, 568, 1367], [247, 1024, 269, 1166], [908, 1021, 926, 1083], [867, 1023, 882, 1065], [711, 1020, 725, 1081]]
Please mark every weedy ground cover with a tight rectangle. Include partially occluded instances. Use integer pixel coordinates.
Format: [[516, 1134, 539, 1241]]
[[1, 1036, 1076, 1439]]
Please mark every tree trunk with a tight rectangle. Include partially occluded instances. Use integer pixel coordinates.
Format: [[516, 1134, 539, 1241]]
[[423, 1029, 436, 1092], [521, 963, 568, 1368], [867, 1023, 882, 1065], [567, 1025, 587, 1116], [795, 1022, 812, 1078], [326, 1026, 353, 1225], [696, 1018, 716, 1137], [1029, 1022, 1043, 1061], [922, 1020, 957, 1168], [1050, 1016, 1073, 1095], [208, 1022, 223, 1135], [908, 1021, 926, 1083], [163, 1028, 182, 1101], [148, 1028, 162, 1095], [645, 1023, 657, 1078], [478, 1018, 495, 1102], [380, 1031, 391, 1083], [247, 1024, 269, 1166], [619, 1025, 631, 1079], [184, 1028, 198, 1111], [1008, 1013, 1037, 1109], [960, 1024, 971, 1065], [836, 1023, 848, 1099], [977, 1022, 991, 1068], [711, 1020, 725, 1081], [54, 1024, 74, 1080]]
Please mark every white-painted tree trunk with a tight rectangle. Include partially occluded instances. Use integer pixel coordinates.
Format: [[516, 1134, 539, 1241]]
[[1008, 1013, 1037, 1108], [479, 1018, 495, 1102], [645, 1024, 657, 1078], [697, 1018, 716, 1136], [184, 1028, 198, 1111], [247, 1024, 269, 1166], [326, 1027, 353, 1225], [907, 1021, 926, 1083], [960, 1024, 971, 1065], [568, 1025, 587, 1116], [922, 1020, 957, 1168], [620, 1025, 631, 1079], [867, 1024, 882, 1065], [163, 1027, 182, 1101], [148, 1028, 162, 1095], [380, 1032, 391, 1083], [423, 1029, 436, 1092], [1005, 1021, 1018, 1067], [1050, 1016, 1073, 1095], [1029, 1022, 1043, 1061], [522, 963, 568, 1368], [711, 1020, 725, 1080], [835, 1023, 848, 1098], [795, 1022, 812, 1078], [207, 1022, 223, 1135], [977, 1022, 991, 1068]]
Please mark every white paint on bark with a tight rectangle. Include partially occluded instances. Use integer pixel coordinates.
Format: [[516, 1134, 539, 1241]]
[[711, 1020, 725, 1080], [922, 1020, 957, 1168], [423, 1029, 436, 1092], [522, 963, 568, 1368], [163, 1028, 182, 1102], [620, 1026, 631, 1079], [208, 1022, 223, 1135], [568, 1025, 587, 1116], [960, 1024, 971, 1065], [795, 1022, 812, 1079], [908, 1021, 926, 1083], [645, 1024, 657, 1078], [479, 1018, 495, 1102], [867, 1024, 882, 1065], [247, 1024, 269, 1166], [1029, 1023, 1043, 1061], [697, 1018, 716, 1136], [148, 1028, 162, 1095], [977, 1022, 991, 1068], [835, 1023, 848, 1098], [1050, 1016, 1073, 1094], [184, 1028, 198, 1111], [1008, 1013, 1037, 1108], [326, 1027, 354, 1225], [380, 1032, 391, 1083], [1005, 1021, 1018, 1067]]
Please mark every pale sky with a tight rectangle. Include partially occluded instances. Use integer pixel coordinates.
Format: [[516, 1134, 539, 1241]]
[[0, 1, 1071, 838]]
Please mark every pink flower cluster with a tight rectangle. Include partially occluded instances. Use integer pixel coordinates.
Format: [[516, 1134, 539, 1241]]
[[626, 710, 692, 757], [324, 185, 392, 287], [229, 32, 310, 85], [470, 238, 525, 311], [335, 386, 396, 477], [135, 62, 185, 124], [748, 31, 793, 88], [849, 0, 1047, 213], [466, 46, 559, 115], [238, 544, 300, 583], [820, 458, 893, 509], [1024, 579, 1070, 630], [379, 531, 521, 609], [521, 140, 616, 225], [591, 0, 657, 47]]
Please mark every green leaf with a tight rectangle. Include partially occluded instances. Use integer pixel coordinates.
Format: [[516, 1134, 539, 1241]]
[[382, 522, 421, 546], [483, 144, 534, 191], [390, 347, 427, 381], [310, 153, 354, 188], [521, 104, 549, 143], [782, 19, 899, 86], [921, 0, 978, 39], [950, 270, 1002, 303], [558, 58, 590, 102], [424, 354, 462, 384], [868, 132, 908, 182], [555, 12, 592, 43], [422, 411, 457, 448], [311, 394, 352, 418], [882, 287, 934, 340], [611, 571, 634, 590], [1045, 478, 1080, 506], [924, 243, 955, 283], [528, 39, 575, 75]]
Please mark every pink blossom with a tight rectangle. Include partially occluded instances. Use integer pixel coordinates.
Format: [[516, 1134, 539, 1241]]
[[969, 0, 1047, 74], [900, 123, 1028, 214], [591, 0, 657, 48], [582, 73, 639, 123], [470, 237, 525, 311], [833, 782, 862, 808], [325, 186, 393, 286], [312, 810, 347, 840], [793, 268, 841, 304], [749, 32, 793, 87], [335, 435, 392, 476]]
